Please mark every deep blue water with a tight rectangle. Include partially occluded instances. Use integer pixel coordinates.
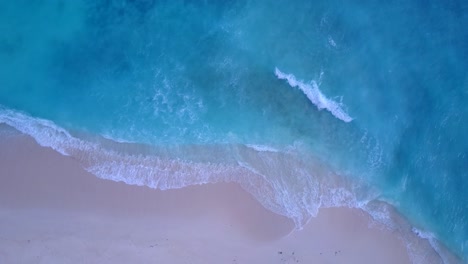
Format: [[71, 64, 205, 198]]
[[1, 0, 467, 261]]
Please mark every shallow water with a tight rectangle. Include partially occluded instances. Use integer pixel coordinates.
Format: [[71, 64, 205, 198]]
[[1, 0, 467, 261]]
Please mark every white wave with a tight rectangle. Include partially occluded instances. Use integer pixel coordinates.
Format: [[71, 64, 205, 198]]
[[1, 106, 458, 263], [359, 198, 458, 264], [0, 106, 93, 156], [100, 133, 137, 144], [0, 106, 235, 190], [0, 106, 296, 224], [275, 68, 353, 123], [245, 144, 279, 153], [410, 228, 462, 264]]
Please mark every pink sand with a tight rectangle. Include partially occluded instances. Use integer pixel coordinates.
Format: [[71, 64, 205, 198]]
[[0, 134, 413, 263]]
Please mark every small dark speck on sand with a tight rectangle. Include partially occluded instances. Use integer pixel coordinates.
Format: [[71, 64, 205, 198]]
[[278, 251, 282, 254]]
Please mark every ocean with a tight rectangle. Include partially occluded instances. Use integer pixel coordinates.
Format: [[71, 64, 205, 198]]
[[0, 0, 467, 262]]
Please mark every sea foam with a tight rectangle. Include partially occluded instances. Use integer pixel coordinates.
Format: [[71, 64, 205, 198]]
[[275, 68, 353, 123], [0, 106, 316, 226], [0, 106, 455, 263], [0, 106, 361, 227]]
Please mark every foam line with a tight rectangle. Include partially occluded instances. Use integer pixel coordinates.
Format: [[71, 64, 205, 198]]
[[245, 144, 279, 153], [275, 68, 353, 122]]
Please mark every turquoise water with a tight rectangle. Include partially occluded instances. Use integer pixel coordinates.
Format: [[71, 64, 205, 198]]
[[1, 0, 467, 261]]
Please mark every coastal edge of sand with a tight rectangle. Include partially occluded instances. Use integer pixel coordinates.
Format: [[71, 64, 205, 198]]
[[0, 131, 432, 264]]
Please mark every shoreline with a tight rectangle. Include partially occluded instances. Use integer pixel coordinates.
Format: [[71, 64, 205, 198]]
[[0, 131, 460, 263]]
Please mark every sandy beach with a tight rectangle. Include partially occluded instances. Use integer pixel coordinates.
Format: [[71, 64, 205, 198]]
[[0, 133, 415, 263]]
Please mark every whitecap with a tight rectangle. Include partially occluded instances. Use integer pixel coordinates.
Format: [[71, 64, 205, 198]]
[[275, 68, 353, 123], [245, 144, 279, 153]]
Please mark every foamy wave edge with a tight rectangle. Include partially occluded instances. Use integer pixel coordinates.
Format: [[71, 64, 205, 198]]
[[275, 68, 353, 123], [0, 106, 318, 225], [0, 106, 363, 224], [0, 106, 460, 263]]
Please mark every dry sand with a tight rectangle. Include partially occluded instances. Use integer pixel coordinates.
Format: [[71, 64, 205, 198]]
[[0, 134, 412, 263]]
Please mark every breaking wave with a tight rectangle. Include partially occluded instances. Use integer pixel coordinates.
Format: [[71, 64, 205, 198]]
[[275, 68, 353, 123]]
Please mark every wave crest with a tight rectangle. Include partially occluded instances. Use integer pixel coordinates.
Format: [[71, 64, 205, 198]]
[[275, 68, 353, 123]]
